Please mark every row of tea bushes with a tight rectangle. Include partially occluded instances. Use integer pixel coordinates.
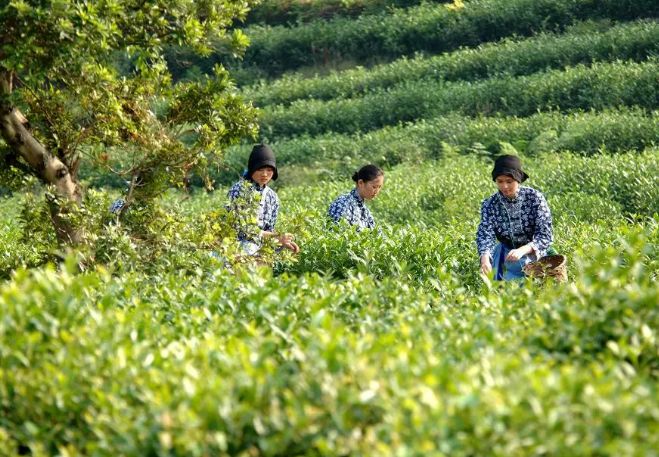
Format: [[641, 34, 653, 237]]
[[10, 149, 656, 280], [220, 109, 658, 184], [243, 0, 452, 26], [236, 0, 659, 78], [0, 220, 656, 455], [13, 148, 657, 277], [245, 20, 659, 106], [259, 59, 659, 137]]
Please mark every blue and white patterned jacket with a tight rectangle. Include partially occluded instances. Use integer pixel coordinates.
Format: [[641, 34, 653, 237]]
[[109, 198, 126, 214], [476, 187, 553, 258], [227, 179, 280, 241], [328, 188, 376, 230]]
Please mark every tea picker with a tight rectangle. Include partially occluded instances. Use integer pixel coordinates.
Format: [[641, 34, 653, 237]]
[[328, 164, 384, 230], [226, 144, 299, 256], [476, 155, 559, 281]]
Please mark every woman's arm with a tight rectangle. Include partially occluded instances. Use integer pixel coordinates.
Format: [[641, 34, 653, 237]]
[[328, 195, 347, 223], [506, 191, 553, 261], [530, 191, 553, 257], [476, 198, 497, 273]]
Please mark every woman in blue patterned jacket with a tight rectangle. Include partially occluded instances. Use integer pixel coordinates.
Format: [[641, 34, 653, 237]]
[[227, 144, 299, 255], [476, 155, 553, 281], [328, 164, 384, 229]]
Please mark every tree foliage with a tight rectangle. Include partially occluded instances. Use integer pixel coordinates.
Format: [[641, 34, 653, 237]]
[[0, 0, 259, 243]]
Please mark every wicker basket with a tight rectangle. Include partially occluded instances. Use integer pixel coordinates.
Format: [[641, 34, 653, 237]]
[[523, 254, 568, 283]]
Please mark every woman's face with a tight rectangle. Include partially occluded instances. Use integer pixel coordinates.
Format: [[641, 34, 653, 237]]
[[357, 175, 384, 201], [251, 166, 275, 186], [495, 175, 520, 198]]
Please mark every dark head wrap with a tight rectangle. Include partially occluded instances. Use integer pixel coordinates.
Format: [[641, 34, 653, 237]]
[[248, 144, 278, 180], [492, 155, 528, 183]]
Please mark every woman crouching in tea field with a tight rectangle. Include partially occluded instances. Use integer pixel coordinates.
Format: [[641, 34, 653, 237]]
[[328, 164, 384, 230], [477, 155, 553, 281], [227, 144, 299, 255]]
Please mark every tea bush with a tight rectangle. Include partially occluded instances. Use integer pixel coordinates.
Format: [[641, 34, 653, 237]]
[[244, 0, 452, 26], [235, 0, 659, 78], [245, 20, 659, 106], [2, 1, 658, 453], [272, 151, 658, 281], [220, 109, 658, 185], [1, 220, 657, 455], [260, 59, 659, 137]]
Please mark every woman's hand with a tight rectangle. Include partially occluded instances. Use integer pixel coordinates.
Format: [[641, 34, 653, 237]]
[[278, 233, 300, 254], [505, 244, 533, 262], [260, 231, 300, 254], [480, 254, 492, 275]]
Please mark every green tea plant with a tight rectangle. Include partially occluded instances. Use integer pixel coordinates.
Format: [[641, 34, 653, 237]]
[[244, 20, 659, 106], [220, 109, 658, 185], [231, 0, 658, 78], [244, 0, 452, 26], [2, 1, 658, 453], [0, 183, 296, 278], [272, 151, 658, 281], [260, 59, 659, 137], [526, 223, 658, 370], [1, 220, 656, 455]]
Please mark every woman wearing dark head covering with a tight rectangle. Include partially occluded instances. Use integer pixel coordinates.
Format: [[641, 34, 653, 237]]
[[476, 155, 553, 280], [227, 144, 299, 255], [328, 164, 384, 230]]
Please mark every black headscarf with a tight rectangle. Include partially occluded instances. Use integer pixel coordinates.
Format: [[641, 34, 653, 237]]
[[247, 144, 278, 180], [492, 155, 528, 183]]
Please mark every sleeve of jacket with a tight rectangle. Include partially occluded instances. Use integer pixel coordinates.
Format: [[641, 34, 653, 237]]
[[328, 195, 346, 223], [263, 191, 279, 232], [530, 191, 553, 257], [476, 197, 497, 257]]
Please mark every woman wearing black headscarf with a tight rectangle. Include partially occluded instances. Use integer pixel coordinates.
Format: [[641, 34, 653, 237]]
[[227, 144, 299, 255], [476, 155, 553, 280]]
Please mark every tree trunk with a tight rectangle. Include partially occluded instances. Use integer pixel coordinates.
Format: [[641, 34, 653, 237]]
[[0, 70, 83, 244]]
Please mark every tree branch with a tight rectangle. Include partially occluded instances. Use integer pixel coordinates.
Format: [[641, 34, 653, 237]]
[[1, 70, 80, 203], [0, 70, 12, 94]]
